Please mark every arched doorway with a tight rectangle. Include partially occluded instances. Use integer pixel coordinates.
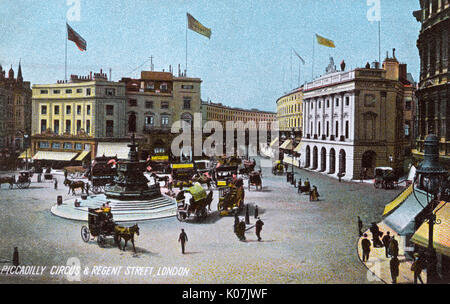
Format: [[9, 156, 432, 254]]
[[339, 149, 346, 174], [305, 145, 311, 168], [128, 112, 136, 133], [312, 146, 318, 170], [361, 150, 377, 178], [329, 148, 336, 174], [320, 147, 327, 172]]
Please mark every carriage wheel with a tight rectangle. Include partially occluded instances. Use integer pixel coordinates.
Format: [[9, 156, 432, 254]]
[[176, 209, 185, 222], [81, 226, 90, 243], [201, 207, 208, 219], [97, 234, 106, 247]]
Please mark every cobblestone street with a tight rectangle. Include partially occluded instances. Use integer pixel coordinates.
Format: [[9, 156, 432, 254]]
[[0, 161, 402, 284]]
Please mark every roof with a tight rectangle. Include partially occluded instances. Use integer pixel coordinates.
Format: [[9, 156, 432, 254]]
[[141, 71, 173, 81]]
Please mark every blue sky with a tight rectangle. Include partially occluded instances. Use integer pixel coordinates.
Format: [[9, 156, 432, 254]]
[[0, 0, 421, 112]]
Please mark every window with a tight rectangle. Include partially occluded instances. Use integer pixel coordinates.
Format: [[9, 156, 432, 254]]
[[41, 105, 47, 115], [75, 143, 83, 150], [39, 141, 49, 148], [145, 116, 154, 126], [336, 98, 339, 107], [76, 120, 82, 132], [160, 83, 168, 91], [145, 101, 153, 109], [345, 121, 349, 138], [182, 84, 194, 90], [106, 120, 114, 137], [106, 105, 114, 116], [335, 121, 339, 138], [84, 144, 91, 151], [345, 96, 350, 106], [77, 105, 82, 115], [105, 88, 115, 96], [64, 142, 73, 150], [405, 99, 412, 111], [40, 119, 47, 133], [86, 120, 91, 134], [327, 99, 330, 108], [53, 90, 60, 94], [161, 101, 169, 109], [364, 94, 376, 107], [129, 99, 137, 107], [65, 120, 71, 133], [183, 98, 191, 110], [40, 90, 48, 94], [66, 105, 71, 115], [161, 116, 169, 126], [87, 105, 91, 115], [76, 89, 83, 93], [86, 88, 91, 96], [146, 82, 154, 90], [52, 142, 61, 149], [319, 101, 321, 109], [54, 120, 60, 134], [66, 89, 72, 94], [54, 105, 60, 115]]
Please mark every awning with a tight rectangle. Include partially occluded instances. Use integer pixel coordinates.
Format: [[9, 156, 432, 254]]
[[75, 151, 91, 161], [383, 187, 429, 235], [270, 137, 279, 147], [18, 149, 31, 159], [32, 151, 78, 161], [151, 155, 169, 161], [383, 184, 413, 216], [172, 163, 194, 169], [280, 140, 293, 150], [411, 201, 450, 257], [96, 142, 130, 159], [294, 142, 303, 153]]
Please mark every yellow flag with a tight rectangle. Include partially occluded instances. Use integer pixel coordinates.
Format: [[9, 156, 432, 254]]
[[187, 13, 211, 39], [316, 34, 335, 48]]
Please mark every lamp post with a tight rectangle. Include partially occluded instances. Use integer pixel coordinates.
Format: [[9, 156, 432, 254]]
[[414, 134, 448, 284], [291, 128, 295, 185], [16, 130, 29, 171]]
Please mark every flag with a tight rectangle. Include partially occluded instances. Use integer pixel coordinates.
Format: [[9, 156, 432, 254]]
[[67, 23, 87, 51], [292, 48, 305, 64], [316, 34, 335, 48], [187, 13, 211, 39]]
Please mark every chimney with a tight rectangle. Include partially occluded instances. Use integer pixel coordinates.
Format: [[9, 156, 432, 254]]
[[178, 64, 181, 77], [90, 71, 92, 80]]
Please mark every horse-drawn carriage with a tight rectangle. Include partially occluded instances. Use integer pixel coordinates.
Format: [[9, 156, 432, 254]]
[[16, 171, 33, 189], [217, 178, 245, 216], [239, 159, 256, 176], [374, 167, 399, 189], [147, 155, 171, 174], [248, 171, 262, 191], [194, 159, 211, 175], [171, 163, 195, 189], [272, 161, 285, 175], [176, 183, 213, 221], [213, 165, 238, 187], [89, 156, 117, 193], [81, 207, 140, 252]]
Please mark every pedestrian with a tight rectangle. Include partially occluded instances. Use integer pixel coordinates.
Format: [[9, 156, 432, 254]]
[[255, 217, 264, 241], [254, 205, 259, 219], [85, 182, 90, 195], [178, 229, 188, 254], [54, 178, 58, 190], [238, 219, 246, 241], [390, 256, 400, 284], [234, 214, 239, 233], [358, 216, 363, 237], [37, 172, 42, 183], [382, 231, 392, 258], [411, 253, 424, 284], [389, 235, 399, 258], [297, 179, 302, 193], [245, 204, 250, 224], [12, 247, 19, 266], [64, 169, 68, 180], [361, 233, 371, 262]]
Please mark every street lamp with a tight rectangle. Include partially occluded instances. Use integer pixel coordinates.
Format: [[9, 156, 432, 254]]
[[413, 134, 448, 284], [17, 130, 29, 170], [291, 128, 295, 185]]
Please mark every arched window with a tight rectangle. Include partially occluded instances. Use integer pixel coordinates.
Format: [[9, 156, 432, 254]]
[[181, 113, 193, 127]]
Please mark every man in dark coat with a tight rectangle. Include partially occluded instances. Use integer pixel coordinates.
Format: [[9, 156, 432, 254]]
[[255, 217, 264, 241], [358, 216, 363, 237], [234, 214, 239, 233], [254, 205, 259, 219], [238, 220, 246, 241], [178, 229, 188, 254], [382, 231, 392, 258], [389, 235, 399, 258], [411, 253, 425, 284], [54, 178, 58, 190], [245, 205, 250, 224], [12, 247, 19, 266], [297, 179, 302, 193], [361, 234, 371, 262], [390, 256, 400, 284]]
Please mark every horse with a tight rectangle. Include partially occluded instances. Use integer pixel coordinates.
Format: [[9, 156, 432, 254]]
[[114, 224, 140, 253], [64, 179, 87, 195], [192, 173, 212, 189], [0, 176, 15, 189], [205, 190, 213, 211]]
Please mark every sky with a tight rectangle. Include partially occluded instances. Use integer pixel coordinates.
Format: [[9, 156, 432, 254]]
[[0, 0, 421, 112]]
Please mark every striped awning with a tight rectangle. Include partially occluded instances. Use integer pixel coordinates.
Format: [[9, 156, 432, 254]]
[[383, 184, 413, 216], [294, 142, 303, 153], [18, 148, 31, 159], [75, 150, 90, 161], [96, 142, 130, 159], [32, 151, 78, 161], [270, 137, 279, 147], [411, 201, 450, 257], [280, 140, 292, 150]]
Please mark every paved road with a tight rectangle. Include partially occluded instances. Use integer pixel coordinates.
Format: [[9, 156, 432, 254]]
[[0, 160, 402, 283]]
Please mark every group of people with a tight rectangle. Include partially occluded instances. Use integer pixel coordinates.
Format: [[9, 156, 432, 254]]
[[297, 178, 320, 201], [234, 205, 264, 242]]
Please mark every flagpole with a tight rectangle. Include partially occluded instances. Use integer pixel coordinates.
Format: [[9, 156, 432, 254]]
[[312, 34, 315, 80], [378, 20, 381, 64], [186, 14, 188, 76], [65, 23, 68, 82]]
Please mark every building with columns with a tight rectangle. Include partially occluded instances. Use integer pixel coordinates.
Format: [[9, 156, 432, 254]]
[[413, 0, 450, 168], [299, 54, 414, 180]]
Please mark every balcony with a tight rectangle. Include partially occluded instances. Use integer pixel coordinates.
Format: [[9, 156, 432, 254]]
[[143, 125, 171, 134]]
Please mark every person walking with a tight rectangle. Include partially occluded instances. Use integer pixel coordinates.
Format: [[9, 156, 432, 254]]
[[178, 229, 188, 254], [255, 217, 264, 242], [389, 235, 399, 258], [358, 216, 363, 237], [12, 247, 19, 266], [297, 179, 302, 194], [411, 253, 425, 284], [390, 256, 400, 284], [238, 219, 246, 241], [245, 205, 250, 224], [54, 178, 58, 190], [382, 231, 392, 258], [254, 205, 259, 219], [361, 233, 371, 262]]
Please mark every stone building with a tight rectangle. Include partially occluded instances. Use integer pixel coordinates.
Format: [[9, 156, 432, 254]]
[[299, 54, 414, 180], [31, 70, 128, 167], [413, 0, 450, 168], [276, 87, 303, 137]]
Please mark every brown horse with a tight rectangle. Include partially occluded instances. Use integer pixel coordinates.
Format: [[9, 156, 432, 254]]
[[114, 224, 140, 253], [64, 179, 87, 195], [0, 176, 15, 189]]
